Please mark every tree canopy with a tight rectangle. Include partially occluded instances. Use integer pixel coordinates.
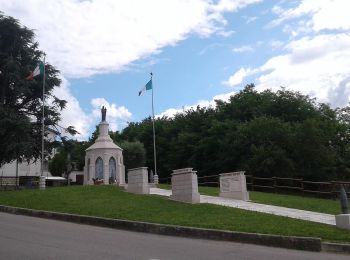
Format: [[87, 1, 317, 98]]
[[118, 85, 350, 181], [0, 13, 75, 166]]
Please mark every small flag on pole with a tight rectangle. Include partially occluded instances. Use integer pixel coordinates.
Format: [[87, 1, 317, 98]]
[[26, 62, 44, 80], [138, 79, 152, 96]]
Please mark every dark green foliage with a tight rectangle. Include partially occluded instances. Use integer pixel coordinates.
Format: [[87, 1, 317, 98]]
[[49, 139, 89, 176], [49, 150, 67, 177], [0, 13, 75, 166], [119, 141, 146, 169], [118, 85, 350, 181]]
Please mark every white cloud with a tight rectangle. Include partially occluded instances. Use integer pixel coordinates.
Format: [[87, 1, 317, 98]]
[[222, 67, 258, 86], [213, 0, 261, 13], [232, 45, 254, 53], [198, 43, 227, 56], [0, 0, 261, 140], [90, 98, 132, 132], [217, 30, 235, 37], [255, 33, 350, 107], [271, 0, 350, 32], [157, 91, 236, 118], [242, 15, 258, 23], [53, 78, 92, 140], [0, 0, 261, 78], [219, 0, 350, 107], [269, 40, 284, 49], [52, 80, 132, 140]]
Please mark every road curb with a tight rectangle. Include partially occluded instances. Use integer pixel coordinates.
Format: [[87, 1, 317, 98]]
[[322, 242, 350, 254], [0, 204, 322, 252]]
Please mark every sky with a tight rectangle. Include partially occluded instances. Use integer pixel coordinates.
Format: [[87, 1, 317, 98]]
[[1, 0, 350, 140]]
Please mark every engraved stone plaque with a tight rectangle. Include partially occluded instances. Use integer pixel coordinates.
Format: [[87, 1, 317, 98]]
[[219, 171, 249, 201]]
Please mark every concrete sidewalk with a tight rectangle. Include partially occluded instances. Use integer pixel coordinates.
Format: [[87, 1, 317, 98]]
[[150, 188, 335, 226]]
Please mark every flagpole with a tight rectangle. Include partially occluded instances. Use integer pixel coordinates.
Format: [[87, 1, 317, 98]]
[[41, 55, 46, 177], [150, 72, 158, 179]]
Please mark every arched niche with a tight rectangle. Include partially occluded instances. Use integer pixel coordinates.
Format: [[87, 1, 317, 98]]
[[87, 158, 90, 179], [95, 157, 104, 179], [109, 157, 116, 183]]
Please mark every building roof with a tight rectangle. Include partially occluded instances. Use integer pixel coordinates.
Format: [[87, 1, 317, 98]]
[[86, 139, 122, 151]]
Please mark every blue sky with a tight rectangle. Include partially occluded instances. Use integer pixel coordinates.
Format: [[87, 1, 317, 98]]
[[1, 0, 350, 140]]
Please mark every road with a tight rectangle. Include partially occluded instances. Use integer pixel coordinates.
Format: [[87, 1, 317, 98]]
[[0, 212, 347, 260]]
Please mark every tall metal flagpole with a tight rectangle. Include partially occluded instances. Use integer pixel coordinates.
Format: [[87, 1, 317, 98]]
[[150, 72, 158, 178], [41, 55, 46, 177]]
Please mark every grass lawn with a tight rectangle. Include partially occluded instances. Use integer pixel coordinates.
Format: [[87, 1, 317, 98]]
[[0, 186, 349, 243], [158, 184, 341, 215]]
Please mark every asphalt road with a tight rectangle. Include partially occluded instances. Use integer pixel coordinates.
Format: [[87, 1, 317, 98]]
[[0, 212, 347, 260]]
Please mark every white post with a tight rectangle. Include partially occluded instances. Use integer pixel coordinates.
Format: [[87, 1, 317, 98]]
[[151, 72, 158, 181], [41, 55, 46, 177], [39, 176, 46, 190]]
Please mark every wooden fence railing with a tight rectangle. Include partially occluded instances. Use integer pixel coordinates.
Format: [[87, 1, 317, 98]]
[[245, 176, 350, 198], [159, 175, 350, 199]]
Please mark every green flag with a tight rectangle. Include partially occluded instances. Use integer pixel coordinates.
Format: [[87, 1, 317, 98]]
[[138, 79, 152, 96]]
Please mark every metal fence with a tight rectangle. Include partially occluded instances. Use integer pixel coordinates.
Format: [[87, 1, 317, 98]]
[[159, 174, 350, 199]]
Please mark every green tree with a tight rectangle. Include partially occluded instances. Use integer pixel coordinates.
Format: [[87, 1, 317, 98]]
[[120, 141, 146, 170], [49, 139, 88, 183], [49, 149, 67, 177], [0, 13, 76, 166], [117, 84, 350, 181]]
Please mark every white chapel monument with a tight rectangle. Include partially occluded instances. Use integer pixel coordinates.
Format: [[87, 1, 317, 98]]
[[83, 106, 125, 185]]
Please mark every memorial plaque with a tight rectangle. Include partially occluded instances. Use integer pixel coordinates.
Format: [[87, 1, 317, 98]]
[[170, 168, 200, 204], [221, 178, 230, 192], [219, 172, 249, 201]]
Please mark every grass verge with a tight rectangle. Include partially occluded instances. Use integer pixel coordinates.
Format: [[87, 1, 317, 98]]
[[0, 186, 349, 243], [158, 184, 341, 215]]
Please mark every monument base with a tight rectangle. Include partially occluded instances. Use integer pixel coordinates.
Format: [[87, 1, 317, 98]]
[[219, 191, 249, 201], [171, 168, 200, 204], [127, 167, 150, 194], [335, 214, 350, 230], [170, 193, 200, 204], [149, 183, 157, 188]]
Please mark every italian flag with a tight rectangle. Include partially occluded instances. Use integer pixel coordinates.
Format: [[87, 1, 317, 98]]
[[138, 79, 152, 96], [26, 62, 44, 80]]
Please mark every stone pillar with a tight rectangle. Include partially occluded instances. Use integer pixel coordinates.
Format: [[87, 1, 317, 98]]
[[39, 176, 46, 190], [170, 168, 200, 204], [335, 185, 350, 230], [118, 164, 126, 185], [103, 154, 109, 185], [219, 171, 249, 201], [153, 174, 159, 185], [127, 167, 150, 194], [88, 161, 95, 185], [335, 214, 350, 230]]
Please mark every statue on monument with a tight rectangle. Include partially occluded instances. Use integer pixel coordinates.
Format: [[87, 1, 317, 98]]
[[101, 106, 107, 121]]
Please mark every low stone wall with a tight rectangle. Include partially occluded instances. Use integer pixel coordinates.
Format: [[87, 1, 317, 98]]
[[170, 168, 200, 204], [0, 205, 324, 252], [127, 167, 149, 194], [335, 214, 350, 230]]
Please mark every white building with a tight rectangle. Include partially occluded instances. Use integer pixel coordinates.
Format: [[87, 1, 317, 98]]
[[84, 107, 125, 185], [0, 129, 58, 177]]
